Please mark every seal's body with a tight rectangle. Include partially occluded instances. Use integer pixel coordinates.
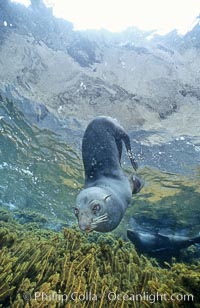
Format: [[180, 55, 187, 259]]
[[75, 116, 142, 233], [127, 229, 200, 257]]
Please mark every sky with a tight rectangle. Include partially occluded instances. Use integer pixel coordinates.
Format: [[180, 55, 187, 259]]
[[11, 0, 200, 34]]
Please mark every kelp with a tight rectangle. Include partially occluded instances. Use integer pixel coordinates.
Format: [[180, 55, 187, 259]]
[[0, 218, 200, 308]]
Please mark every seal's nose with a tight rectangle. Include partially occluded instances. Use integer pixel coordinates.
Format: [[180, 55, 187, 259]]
[[79, 223, 92, 233]]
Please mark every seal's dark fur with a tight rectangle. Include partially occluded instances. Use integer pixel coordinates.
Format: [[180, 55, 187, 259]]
[[75, 116, 142, 233], [82, 116, 137, 184]]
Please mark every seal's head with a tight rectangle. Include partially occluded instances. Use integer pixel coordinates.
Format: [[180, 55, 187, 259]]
[[75, 187, 118, 232]]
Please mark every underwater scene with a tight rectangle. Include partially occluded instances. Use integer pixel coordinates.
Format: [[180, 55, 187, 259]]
[[1, 1, 200, 306], [0, 96, 200, 308]]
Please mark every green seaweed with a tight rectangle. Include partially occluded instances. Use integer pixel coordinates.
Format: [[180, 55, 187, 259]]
[[0, 219, 199, 308]]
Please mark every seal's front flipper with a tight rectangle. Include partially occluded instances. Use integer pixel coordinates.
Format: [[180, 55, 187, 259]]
[[130, 175, 144, 194]]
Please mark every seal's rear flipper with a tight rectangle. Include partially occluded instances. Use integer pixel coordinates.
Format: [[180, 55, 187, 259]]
[[121, 133, 138, 171], [130, 175, 144, 194]]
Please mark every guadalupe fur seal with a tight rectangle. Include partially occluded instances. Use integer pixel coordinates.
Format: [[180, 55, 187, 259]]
[[75, 116, 143, 233], [127, 229, 200, 257]]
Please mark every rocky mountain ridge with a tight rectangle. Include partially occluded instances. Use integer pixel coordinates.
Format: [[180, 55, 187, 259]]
[[0, 0, 200, 150]]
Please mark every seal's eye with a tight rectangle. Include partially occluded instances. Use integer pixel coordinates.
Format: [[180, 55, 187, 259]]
[[92, 204, 101, 214], [74, 208, 79, 216]]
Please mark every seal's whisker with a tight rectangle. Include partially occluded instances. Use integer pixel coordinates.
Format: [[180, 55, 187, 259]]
[[93, 219, 108, 225], [90, 224, 96, 228], [93, 214, 108, 221], [92, 217, 108, 222], [96, 216, 108, 222], [93, 217, 108, 224], [91, 219, 107, 227], [92, 218, 107, 224], [92, 216, 108, 225]]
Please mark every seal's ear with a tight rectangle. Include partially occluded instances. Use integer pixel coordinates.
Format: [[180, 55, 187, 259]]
[[104, 194, 111, 201]]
